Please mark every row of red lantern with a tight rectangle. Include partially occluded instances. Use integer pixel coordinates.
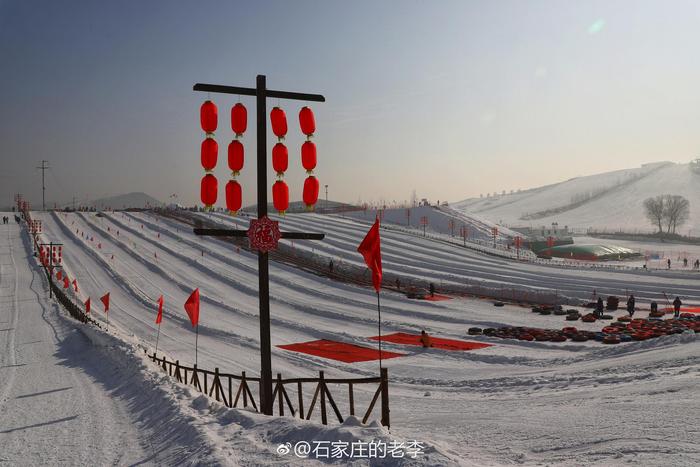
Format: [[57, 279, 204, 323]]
[[269, 106, 319, 213], [201, 101, 319, 214], [39, 245, 62, 265], [271, 176, 319, 214], [200, 101, 248, 213]]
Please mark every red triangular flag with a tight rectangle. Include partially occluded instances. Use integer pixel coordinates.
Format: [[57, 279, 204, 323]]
[[72, 279, 79, 292], [63, 276, 69, 289], [357, 218, 383, 292], [100, 293, 110, 313], [184, 288, 199, 327], [156, 295, 164, 324], [85, 297, 91, 313]]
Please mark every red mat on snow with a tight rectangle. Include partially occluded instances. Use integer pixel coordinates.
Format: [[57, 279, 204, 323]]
[[278, 339, 405, 363], [422, 294, 453, 302], [662, 307, 700, 314], [369, 332, 493, 351]]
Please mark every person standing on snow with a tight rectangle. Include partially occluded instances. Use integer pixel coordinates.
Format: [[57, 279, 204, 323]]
[[667, 258, 671, 269], [626, 295, 636, 317], [595, 297, 604, 318], [420, 330, 432, 348], [429, 283, 435, 297], [673, 296, 682, 318]]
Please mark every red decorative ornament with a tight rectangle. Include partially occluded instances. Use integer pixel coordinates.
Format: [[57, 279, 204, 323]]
[[228, 140, 244, 176], [201, 138, 218, 171], [200, 100, 218, 134], [272, 143, 288, 176], [247, 216, 282, 253], [270, 107, 287, 138], [225, 180, 242, 214], [200, 173, 218, 208], [303, 176, 320, 210], [301, 141, 317, 173], [299, 106, 316, 136], [272, 180, 289, 215], [231, 103, 247, 136]]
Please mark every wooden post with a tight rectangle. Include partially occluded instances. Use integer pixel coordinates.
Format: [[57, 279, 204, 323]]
[[348, 382, 355, 416], [319, 371, 327, 425], [297, 381, 304, 420], [380, 367, 390, 429], [277, 373, 284, 416]]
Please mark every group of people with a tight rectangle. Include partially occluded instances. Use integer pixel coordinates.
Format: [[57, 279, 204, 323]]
[[667, 258, 700, 269], [595, 294, 683, 318], [1, 216, 8, 224]]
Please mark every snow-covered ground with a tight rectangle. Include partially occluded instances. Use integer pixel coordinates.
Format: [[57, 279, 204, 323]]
[[6, 210, 700, 465]]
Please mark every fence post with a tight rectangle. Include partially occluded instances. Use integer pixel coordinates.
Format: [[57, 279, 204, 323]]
[[297, 381, 304, 420], [380, 367, 390, 429], [242, 371, 248, 408], [319, 371, 327, 425], [277, 373, 284, 416], [348, 382, 355, 416]]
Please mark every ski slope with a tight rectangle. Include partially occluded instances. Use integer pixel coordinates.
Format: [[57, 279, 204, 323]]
[[0, 215, 224, 465], [26, 210, 700, 465], [454, 162, 700, 235]]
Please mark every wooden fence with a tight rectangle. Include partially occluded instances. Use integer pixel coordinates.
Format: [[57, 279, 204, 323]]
[[147, 352, 390, 428]]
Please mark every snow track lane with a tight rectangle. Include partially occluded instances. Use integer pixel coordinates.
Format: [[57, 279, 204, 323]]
[[0, 219, 150, 465]]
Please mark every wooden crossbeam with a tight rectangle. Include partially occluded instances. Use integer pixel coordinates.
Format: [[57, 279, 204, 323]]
[[193, 228, 324, 240]]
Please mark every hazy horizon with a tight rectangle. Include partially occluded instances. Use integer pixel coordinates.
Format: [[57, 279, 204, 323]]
[[1, 0, 698, 209]]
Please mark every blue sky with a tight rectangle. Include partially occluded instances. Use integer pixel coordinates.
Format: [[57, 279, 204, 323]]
[[1, 0, 698, 208]]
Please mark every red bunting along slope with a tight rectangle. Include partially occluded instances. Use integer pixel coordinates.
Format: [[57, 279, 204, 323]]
[[278, 339, 405, 363], [369, 332, 493, 351]]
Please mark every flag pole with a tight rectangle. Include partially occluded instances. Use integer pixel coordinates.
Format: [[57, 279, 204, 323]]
[[377, 290, 382, 369], [155, 322, 161, 355], [195, 323, 199, 366]]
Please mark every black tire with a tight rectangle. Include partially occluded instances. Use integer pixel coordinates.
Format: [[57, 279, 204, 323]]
[[467, 327, 482, 335], [493, 302, 504, 307]]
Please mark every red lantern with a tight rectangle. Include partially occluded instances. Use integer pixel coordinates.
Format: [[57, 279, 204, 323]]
[[200, 174, 218, 207], [303, 176, 320, 209], [272, 143, 288, 176], [272, 180, 289, 214], [299, 106, 315, 136], [201, 138, 218, 171], [228, 140, 244, 176], [301, 141, 317, 173], [270, 107, 287, 138], [231, 103, 247, 135], [200, 100, 217, 133], [225, 180, 242, 214]]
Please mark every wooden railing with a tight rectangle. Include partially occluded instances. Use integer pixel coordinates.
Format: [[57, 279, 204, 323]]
[[147, 352, 390, 428]]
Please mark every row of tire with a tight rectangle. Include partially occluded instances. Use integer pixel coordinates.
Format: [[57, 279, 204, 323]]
[[530, 305, 614, 322], [467, 316, 699, 344]]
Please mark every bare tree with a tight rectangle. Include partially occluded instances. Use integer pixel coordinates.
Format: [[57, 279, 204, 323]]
[[644, 196, 665, 233], [663, 195, 690, 234]]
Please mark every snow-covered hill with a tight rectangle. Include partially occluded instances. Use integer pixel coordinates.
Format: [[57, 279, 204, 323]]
[[454, 162, 700, 235], [88, 192, 164, 210]]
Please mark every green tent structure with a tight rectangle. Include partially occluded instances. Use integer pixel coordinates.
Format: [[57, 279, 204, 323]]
[[537, 244, 642, 261]]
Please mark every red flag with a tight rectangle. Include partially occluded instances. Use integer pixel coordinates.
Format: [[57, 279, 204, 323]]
[[85, 297, 91, 313], [357, 218, 382, 293], [156, 295, 164, 324], [63, 276, 69, 289], [100, 293, 110, 313], [184, 288, 199, 327], [72, 279, 78, 292], [56, 270, 62, 280]]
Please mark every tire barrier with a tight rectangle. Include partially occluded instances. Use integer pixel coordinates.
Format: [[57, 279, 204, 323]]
[[477, 316, 699, 345]]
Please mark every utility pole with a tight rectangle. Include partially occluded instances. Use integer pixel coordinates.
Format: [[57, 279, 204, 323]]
[[36, 160, 49, 211]]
